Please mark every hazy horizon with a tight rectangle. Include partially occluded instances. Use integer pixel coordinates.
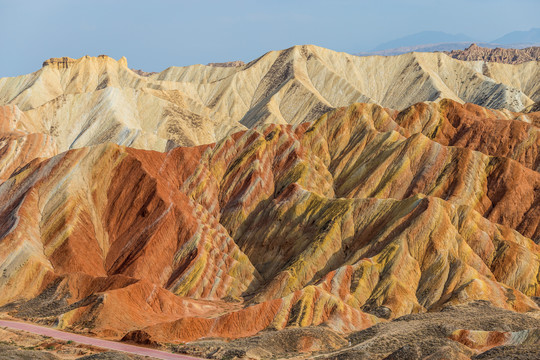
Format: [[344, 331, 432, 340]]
[[1, 0, 539, 77]]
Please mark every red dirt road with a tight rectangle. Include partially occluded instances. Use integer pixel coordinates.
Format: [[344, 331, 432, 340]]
[[0, 320, 204, 360]]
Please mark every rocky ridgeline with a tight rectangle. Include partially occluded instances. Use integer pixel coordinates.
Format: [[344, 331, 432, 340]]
[[445, 43, 540, 64], [207, 60, 245, 67]]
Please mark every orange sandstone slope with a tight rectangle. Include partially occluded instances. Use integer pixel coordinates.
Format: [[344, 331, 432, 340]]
[[394, 99, 540, 170], [0, 105, 57, 182], [0, 100, 539, 344]]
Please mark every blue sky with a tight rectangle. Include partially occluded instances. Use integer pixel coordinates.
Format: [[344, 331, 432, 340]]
[[1, 0, 538, 77]]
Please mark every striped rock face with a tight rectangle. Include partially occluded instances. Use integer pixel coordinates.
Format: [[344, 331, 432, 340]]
[[0, 100, 539, 346], [0, 105, 57, 182]]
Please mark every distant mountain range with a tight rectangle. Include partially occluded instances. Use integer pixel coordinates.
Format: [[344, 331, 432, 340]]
[[358, 28, 540, 56], [492, 28, 540, 44], [372, 31, 475, 51]]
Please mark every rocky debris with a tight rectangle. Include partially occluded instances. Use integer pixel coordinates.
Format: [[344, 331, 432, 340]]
[[0, 344, 60, 360], [121, 330, 159, 347], [472, 345, 540, 360], [313, 301, 540, 359], [0, 327, 148, 359], [445, 43, 540, 64], [172, 326, 346, 359], [170, 301, 540, 359]]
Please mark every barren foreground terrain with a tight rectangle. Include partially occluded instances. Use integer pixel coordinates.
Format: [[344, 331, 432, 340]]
[[0, 318, 154, 359]]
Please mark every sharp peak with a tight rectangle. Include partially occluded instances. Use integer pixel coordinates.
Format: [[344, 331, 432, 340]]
[[272, 44, 358, 61], [288, 44, 318, 50], [465, 43, 482, 50], [42, 55, 128, 69], [283, 44, 337, 54]]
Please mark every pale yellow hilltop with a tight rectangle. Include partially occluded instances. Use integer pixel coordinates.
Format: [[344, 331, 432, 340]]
[[0, 46, 538, 152]]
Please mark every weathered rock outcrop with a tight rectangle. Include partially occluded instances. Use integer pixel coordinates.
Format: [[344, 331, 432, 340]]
[[446, 43, 540, 64]]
